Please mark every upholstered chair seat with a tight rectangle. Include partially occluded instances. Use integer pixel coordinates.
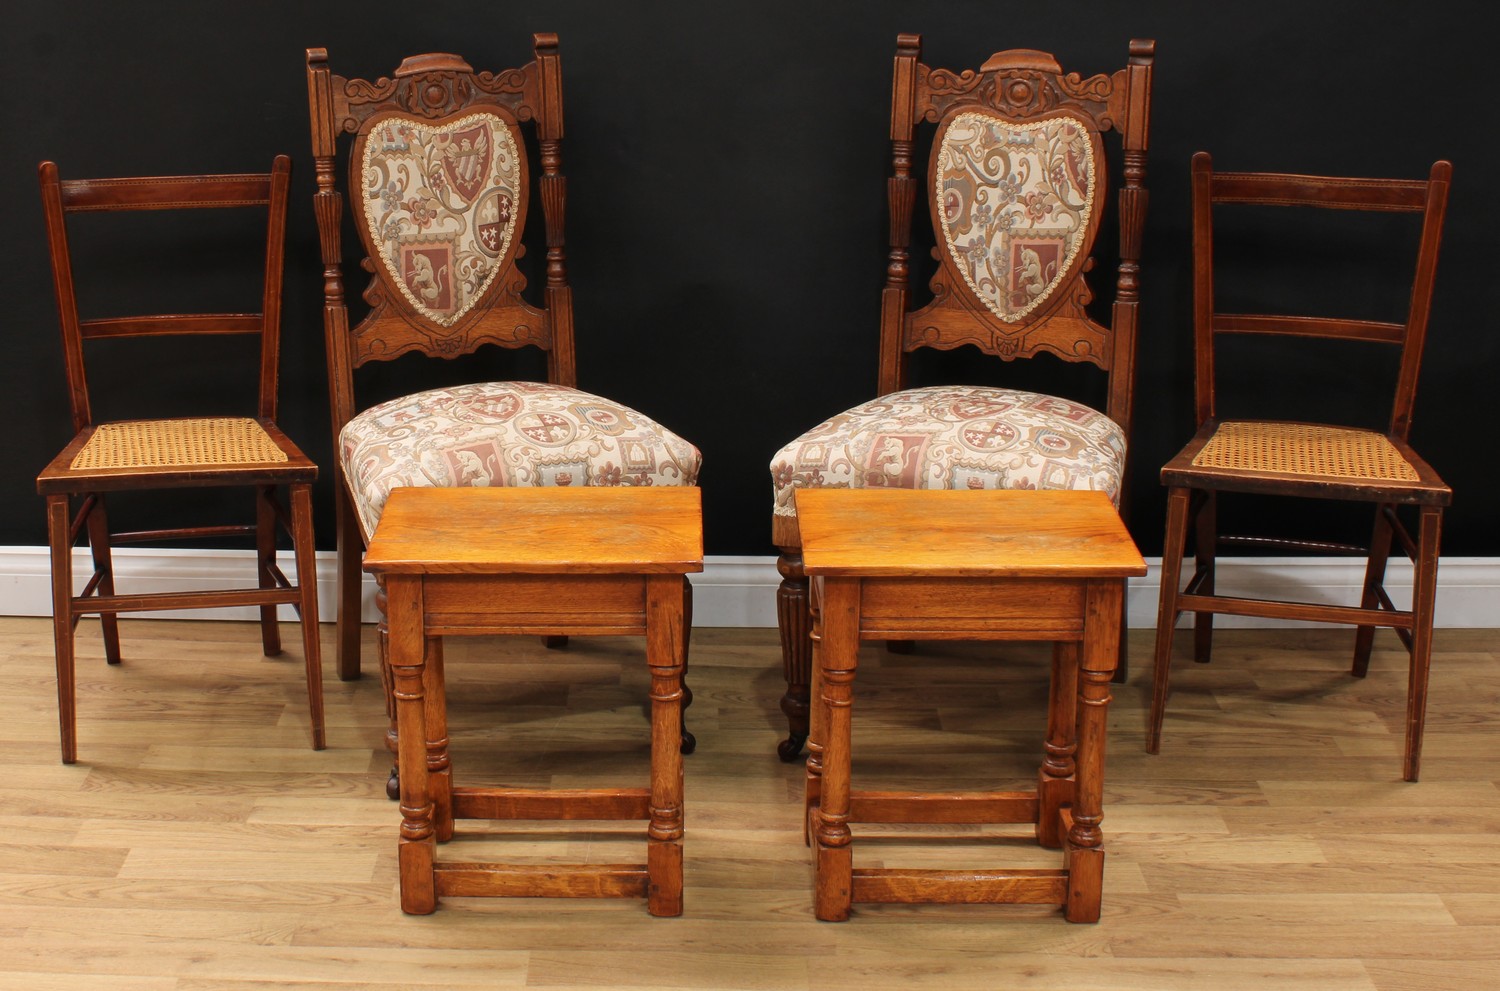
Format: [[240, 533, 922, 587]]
[[765, 38, 1155, 761], [771, 385, 1124, 543], [341, 381, 702, 541]]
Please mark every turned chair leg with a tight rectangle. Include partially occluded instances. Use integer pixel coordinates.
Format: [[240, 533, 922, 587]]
[[679, 575, 696, 755], [775, 548, 811, 761]]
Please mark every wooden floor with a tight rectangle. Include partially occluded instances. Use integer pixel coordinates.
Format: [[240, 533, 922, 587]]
[[1, 616, 1496, 990]]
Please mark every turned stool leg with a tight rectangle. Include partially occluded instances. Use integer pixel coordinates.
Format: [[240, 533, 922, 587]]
[[813, 577, 859, 922], [387, 576, 436, 915], [803, 576, 824, 846], [1065, 580, 1121, 923], [646, 575, 686, 917], [423, 637, 452, 842], [1038, 640, 1079, 849]]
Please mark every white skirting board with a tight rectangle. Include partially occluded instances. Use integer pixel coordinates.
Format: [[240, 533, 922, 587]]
[[0, 546, 1495, 629]]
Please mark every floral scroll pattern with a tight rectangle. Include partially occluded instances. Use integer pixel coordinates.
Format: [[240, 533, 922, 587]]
[[341, 381, 702, 539], [936, 112, 1097, 323], [770, 385, 1124, 521], [360, 111, 522, 327]]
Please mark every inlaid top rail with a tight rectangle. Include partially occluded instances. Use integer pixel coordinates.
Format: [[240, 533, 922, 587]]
[[796, 489, 1146, 579], [363, 487, 703, 575]]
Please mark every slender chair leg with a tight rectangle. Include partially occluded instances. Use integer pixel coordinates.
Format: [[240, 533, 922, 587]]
[[1353, 503, 1396, 678], [82, 494, 121, 665], [1403, 506, 1442, 783], [1147, 486, 1193, 755], [333, 482, 364, 682], [255, 485, 283, 657], [1192, 491, 1217, 664], [776, 547, 811, 762], [290, 483, 326, 751], [48, 495, 79, 764]]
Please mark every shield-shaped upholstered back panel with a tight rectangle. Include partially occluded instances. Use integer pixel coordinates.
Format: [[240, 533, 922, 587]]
[[933, 110, 1103, 326], [352, 109, 526, 330]]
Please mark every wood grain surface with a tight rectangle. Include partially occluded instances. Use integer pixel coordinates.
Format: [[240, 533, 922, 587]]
[[1, 616, 1496, 989]]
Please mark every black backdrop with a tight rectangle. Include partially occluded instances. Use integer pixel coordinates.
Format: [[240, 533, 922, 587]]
[[3, 0, 1493, 560]]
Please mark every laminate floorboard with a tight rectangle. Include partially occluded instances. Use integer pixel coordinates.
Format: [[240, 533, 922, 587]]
[[1, 616, 1495, 990]]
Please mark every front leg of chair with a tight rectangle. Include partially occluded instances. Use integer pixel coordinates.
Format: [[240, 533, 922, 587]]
[[775, 547, 811, 762], [48, 494, 79, 764], [334, 486, 365, 681], [290, 483, 326, 751], [1403, 506, 1442, 783], [1147, 486, 1192, 755]]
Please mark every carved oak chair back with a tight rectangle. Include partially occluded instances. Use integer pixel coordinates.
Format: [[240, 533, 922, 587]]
[[306, 39, 701, 690], [1148, 153, 1453, 781], [767, 36, 1154, 760], [879, 38, 1154, 427], [35, 155, 324, 762]]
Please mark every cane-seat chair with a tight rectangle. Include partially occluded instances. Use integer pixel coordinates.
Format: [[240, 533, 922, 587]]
[[767, 36, 1155, 759], [1148, 154, 1453, 782], [305, 40, 702, 772], [36, 155, 325, 763]]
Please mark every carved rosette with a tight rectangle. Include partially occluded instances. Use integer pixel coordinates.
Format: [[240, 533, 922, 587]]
[[922, 66, 1115, 130]]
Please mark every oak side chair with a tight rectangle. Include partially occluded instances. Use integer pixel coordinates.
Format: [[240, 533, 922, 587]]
[[1148, 153, 1453, 782], [306, 39, 702, 785], [768, 35, 1155, 759], [36, 156, 325, 763]]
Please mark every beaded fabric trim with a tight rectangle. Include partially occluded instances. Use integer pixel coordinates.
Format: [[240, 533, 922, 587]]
[[71, 418, 287, 470], [1192, 421, 1418, 481]]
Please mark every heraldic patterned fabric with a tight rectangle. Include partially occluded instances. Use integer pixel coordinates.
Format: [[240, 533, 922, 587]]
[[770, 385, 1125, 523], [361, 111, 522, 328], [342, 381, 702, 539], [937, 112, 1096, 324]]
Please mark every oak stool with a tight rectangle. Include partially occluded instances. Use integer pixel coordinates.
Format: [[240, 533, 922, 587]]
[[362, 486, 702, 916], [797, 489, 1145, 922]]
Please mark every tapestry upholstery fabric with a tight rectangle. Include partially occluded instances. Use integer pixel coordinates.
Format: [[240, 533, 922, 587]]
[[341, 381, 702, 540], [360, 111, 522, 328], [936, 112, 1097, 323], [770, 385, 1125, 522]]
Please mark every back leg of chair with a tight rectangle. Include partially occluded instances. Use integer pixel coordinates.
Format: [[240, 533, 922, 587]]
[[1352, 503, 1396, 678], [1192, 491, 1217, 664], [290, 483, 326, 750], [679, 574, 695, 755], [376, 576, 400, 800], [1403, 505, 1442, 783], [47, 494, 79, 764], [256, 485, 283, 657], [775, 548, 811, 762], [333, 482, 364, 682], [1147, 486, 1193, 755], [83, 494, 121, 665]]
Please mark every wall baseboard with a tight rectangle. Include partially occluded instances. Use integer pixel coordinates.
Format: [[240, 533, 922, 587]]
[[0, 546, 1494, 628]]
